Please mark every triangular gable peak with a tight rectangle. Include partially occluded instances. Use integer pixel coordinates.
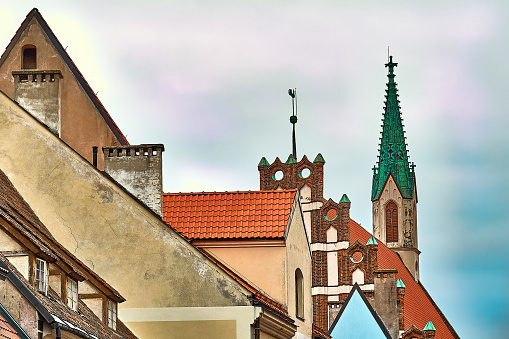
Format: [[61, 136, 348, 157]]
[[328, 283, 391, 338], [0, 8, 128, 169]]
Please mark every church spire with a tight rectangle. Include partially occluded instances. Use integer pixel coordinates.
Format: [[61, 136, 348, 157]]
[[371, 56, 415, 201]]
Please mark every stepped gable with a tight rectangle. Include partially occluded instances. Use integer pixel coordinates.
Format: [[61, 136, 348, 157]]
[[163, 190, 297, 240], [349, 219, 459, 339], [0, 8, 128, 146]]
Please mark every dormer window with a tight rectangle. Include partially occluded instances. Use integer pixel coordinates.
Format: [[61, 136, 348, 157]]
[[22, 45, 37, 69], [107, 300, 117, 330], [67, 278, 78, 311], [35, 258, 47, 294]]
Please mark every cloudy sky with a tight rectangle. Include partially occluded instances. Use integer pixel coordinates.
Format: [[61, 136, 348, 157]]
[[1, 1, 507, 337]]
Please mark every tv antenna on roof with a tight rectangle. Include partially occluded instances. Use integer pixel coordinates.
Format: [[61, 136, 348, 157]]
[[288, 88, 297, 159]]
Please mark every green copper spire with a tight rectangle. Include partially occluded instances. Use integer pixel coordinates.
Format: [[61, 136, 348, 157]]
[[371, 56, 415, 201]]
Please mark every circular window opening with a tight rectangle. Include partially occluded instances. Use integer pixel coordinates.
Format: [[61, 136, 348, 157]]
[[272, 170, 284, 181], [299, 167, 312, 179], [324, 209, 337, 221], [350, 251, 364, 263]]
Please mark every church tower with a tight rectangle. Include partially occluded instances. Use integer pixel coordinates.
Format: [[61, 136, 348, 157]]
[[372, 56, 420, 280]]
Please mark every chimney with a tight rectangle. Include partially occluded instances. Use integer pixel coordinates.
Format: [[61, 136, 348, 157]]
[[102, 144, 164, 215], [374, 269, 399, 339], [13, 70, 62, 135]]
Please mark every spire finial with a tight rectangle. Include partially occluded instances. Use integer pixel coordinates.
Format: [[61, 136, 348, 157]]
[[385, 55, 398, 77], [288, 88, 297, 159]]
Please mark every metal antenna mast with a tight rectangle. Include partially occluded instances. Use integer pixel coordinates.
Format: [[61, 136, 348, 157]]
[[288, 88, 297, 159]]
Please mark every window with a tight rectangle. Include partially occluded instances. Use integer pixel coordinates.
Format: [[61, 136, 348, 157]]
[[67, 278, 78, 311], [295, 268, 304, 319], [37, 313, 44, 339], [385, 201, 398, 243], [108, 300, 117, 330], [35, 258, 47, 294], [22, 46, 37, 69]]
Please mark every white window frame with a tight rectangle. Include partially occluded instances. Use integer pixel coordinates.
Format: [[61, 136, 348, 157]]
[[107, 300, 117, 330], [67, 278, 78, 311], [35, 258, 47, 294]]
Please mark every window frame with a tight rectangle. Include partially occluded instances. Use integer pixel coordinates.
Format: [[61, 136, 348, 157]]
[[107, 299, 117, 330], [35, 258, 47, 294], [67, 278, 78, 311]]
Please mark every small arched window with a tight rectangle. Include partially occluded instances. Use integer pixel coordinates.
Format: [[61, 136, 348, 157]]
[[22, 45, 37, 69], [386, 201, 398, 242], [295, 268, 304, 319]]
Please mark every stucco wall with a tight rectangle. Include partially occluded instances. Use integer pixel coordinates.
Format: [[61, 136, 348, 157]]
[[0, 17, 122, 170], [284, 202, 312, 339], [204, 244, 286, 305], [0, 92, 255, 337]]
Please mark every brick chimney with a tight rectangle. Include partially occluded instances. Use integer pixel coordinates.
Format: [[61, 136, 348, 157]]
[[374, 269, 399, 339], [13, 70, 62, 135], [102, 144, 164, 215]]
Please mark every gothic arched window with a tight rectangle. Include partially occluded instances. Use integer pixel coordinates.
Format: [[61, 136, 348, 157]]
[[386, 201, 398, 242]]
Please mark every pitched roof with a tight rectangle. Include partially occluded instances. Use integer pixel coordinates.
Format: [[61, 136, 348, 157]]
[[329, 283, 391, 338], [163, 190, 298, 240], [0, 254, 137, 339], [0, 169, 124, 302], [0, 304, 28, 339], [0, 8, 128, 146], [349, 219, 459, 339]]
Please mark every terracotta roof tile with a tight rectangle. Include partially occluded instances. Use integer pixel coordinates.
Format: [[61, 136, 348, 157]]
[[163, 190, 297, 240], [0, 314, 22, 339], [349, 219, 459, 339]]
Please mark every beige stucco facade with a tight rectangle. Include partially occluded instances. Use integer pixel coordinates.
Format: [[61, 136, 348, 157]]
[[0, 91, 269, 338], [195, 200, 313, 339], [0, 16, 124, 170]]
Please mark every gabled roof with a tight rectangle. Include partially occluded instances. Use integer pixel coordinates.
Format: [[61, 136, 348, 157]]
[[329, 283, 391, 338], [0, 8, 128, 146], [349, 219, 460, 339], [163, 190, 298, 240], [0, 254, 136, 339], [0, 169, 124, 302]]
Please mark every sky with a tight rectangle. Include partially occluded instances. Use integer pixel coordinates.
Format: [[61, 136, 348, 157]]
[[1, 1, 508, 337]]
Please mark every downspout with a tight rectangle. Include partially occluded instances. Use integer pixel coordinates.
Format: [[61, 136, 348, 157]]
[[56, 326, 61, 339], [254, 318, 260, 339]]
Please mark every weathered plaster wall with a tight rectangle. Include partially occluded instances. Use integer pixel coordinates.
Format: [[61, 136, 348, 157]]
[[0, 17, 122, 170], [285, 202, 312, 339], [0, 93, 254, 337], [0, 279, 38, 339], [203, 244, 286, 304]]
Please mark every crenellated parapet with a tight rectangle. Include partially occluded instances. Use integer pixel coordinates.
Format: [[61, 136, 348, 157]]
[[258, 153, 325, 203]]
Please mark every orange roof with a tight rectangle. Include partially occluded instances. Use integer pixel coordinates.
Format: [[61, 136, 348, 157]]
[[163, 190, 297, 240], [349, 219, 459, 339], [0, 314, 22, 339]]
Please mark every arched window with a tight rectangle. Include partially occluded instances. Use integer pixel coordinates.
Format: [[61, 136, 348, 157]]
[[22, 45, 37, 69], [295, 268, 304, 319], [386, 201, 398, 242]]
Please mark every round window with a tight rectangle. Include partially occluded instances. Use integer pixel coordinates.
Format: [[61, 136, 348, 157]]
[[324, 209, 337, 221], [350, 251, 364, 263], [299, 167, 311, 179], [272, 170, 284, 181]]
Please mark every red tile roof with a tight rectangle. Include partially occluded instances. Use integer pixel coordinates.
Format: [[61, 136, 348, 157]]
[[0, 314, 22, 339], [349, 219, 459, 339], [163, 190, 297, 240]]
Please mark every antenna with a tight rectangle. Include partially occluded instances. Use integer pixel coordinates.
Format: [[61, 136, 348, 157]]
[[288, 88, 297, 159], [388, 46, 390, 62]]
